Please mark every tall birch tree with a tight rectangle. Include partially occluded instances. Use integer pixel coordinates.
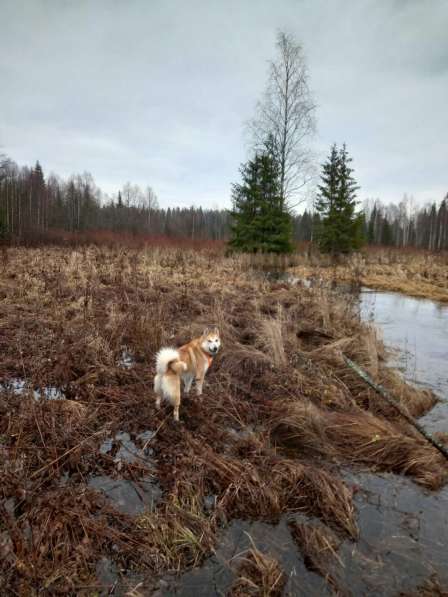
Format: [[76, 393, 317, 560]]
[[249, 31, 316, 207]]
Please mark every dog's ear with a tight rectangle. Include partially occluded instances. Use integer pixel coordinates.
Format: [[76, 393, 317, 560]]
[[202, 327, 210, 337], [212, 327, 220, 336]]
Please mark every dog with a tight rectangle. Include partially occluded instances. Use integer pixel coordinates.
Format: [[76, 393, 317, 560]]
[[154, 327, 221, 421]]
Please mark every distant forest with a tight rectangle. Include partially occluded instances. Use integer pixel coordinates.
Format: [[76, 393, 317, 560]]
[[1, 156, 447, 250]]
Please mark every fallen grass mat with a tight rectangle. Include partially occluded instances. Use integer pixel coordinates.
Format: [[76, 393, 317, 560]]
[[270, 400, 447, 489]]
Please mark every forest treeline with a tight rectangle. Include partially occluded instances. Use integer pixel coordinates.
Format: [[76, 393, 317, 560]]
[[0, 156, 447, 250]]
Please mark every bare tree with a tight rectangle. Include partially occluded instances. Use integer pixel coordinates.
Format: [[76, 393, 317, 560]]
[[144, 186, 158, 210], [248, 31, 316, 207], [122, 181, 144, 207], [144, 186, 158, 232]]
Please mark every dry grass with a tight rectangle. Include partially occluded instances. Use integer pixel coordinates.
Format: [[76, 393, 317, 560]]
[[288, 520, 344, 595], [0, 245, 446, 593], [290, 247, 448, 302], [136, 489, 216, 570], [270, 400, 447, 489], [229, 536, 286, 597], [402, 575, 448, 596]]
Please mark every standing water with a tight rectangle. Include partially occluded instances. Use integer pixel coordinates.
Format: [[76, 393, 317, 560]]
[[360, 289, 448, 433], [349, 289, 448, 594]]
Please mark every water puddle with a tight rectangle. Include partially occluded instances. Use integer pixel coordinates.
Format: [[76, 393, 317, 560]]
[[0, 377, 65, 400], [99, 430, 156, 466], [89, 429, 161, 516], [95, 558, 151, 595], [118, 347, 135, 369], [339, 470, 448, 595], [161, 518, 330, 596], [162, 472, 448, 596], [88, 475, 161, 516]]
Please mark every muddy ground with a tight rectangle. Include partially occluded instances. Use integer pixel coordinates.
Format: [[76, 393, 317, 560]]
[[0, 246, 447, 595]]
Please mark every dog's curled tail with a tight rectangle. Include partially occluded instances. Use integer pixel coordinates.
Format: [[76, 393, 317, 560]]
[[155, 347, 187, 375]]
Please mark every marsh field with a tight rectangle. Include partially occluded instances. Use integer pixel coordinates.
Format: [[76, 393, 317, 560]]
[[1, 245, 447, 596]]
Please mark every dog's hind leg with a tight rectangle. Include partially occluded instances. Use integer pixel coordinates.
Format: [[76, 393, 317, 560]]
[[163, 374, 182, 421], [173, 382, 181, 422], [154, 374, 162, 410]]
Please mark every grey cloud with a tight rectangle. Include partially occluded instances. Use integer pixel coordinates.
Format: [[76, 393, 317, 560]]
[[1, 0, 447, 208]]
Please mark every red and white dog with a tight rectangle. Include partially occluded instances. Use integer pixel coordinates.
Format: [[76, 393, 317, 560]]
[[154, 328, 221, 421]]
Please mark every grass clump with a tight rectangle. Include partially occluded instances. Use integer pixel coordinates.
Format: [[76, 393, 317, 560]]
[[229, 536, 286, 597]]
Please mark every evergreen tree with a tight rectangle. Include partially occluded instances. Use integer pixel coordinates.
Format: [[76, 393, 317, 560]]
[[0, 207, 7, 240], [314, 143, 363, 254], [367, 205, 377, 244], [295, 209, 313, 241], [229, 150, 293, 253], [381, 218, 393, 246], [31, 161, 46, 230]]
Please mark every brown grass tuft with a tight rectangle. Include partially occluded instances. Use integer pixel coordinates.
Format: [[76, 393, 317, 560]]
[[229, 536, 286, 597], [288, 520, 344, 595], [271, 400, 447, 489]]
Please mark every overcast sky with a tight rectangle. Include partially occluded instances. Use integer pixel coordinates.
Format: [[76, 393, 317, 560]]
[[1, 0, 447, 209]]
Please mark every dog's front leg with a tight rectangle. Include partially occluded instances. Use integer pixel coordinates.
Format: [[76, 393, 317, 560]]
[[194, 360, 206, 398], [195, 374, 205, 397], [184, 375, 193, 394]]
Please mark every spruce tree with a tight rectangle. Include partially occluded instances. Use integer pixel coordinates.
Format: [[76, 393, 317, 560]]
[[381, 218, 393, 246], [367, 206, 377, 244], [229, 150, 293, 253], [315, 143, 364, 254], [0, 207, 7, 240]]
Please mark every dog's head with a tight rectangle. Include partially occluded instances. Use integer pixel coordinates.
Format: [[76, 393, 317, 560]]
[[201, 327, 221, 356]]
